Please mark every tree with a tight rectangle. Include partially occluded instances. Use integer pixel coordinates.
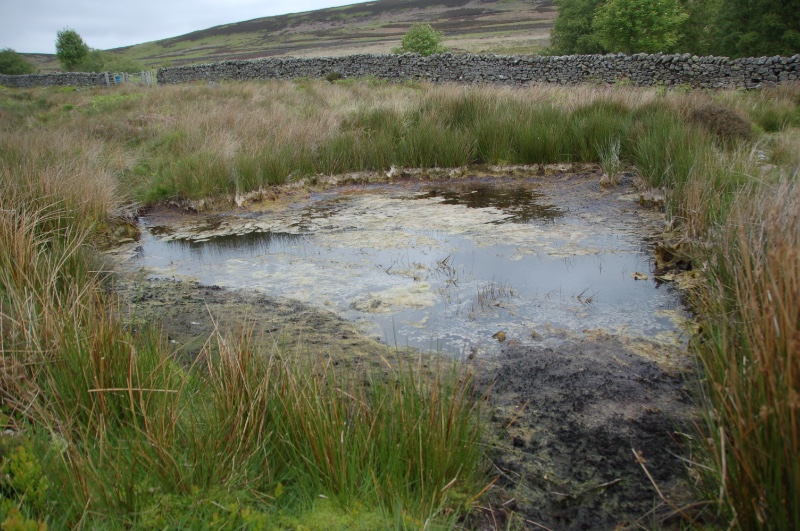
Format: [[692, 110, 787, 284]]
[[76, 50, 106, 72], [56, 28, 89, 71], [592, 0, 689, 54], [0, 48, 37, 75], [550, 0, 607, 54], [673, 0, 722, 55], [712, 0, 800, 57], [393, 23, 448, 56]]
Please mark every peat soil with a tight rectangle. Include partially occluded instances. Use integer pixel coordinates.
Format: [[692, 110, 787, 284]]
[[472, 336, 698, 530], [114, 275, 398, 368]]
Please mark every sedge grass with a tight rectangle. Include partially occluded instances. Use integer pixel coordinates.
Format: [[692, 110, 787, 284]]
[[0, 187, 487, 527], [691, 178, 800, 529]]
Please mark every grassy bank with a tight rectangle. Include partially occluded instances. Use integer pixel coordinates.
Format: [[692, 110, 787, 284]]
[[1, 79, 799, 528], [0, 201, 487, 528]]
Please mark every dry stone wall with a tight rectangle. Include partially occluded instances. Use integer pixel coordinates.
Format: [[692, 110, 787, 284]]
[[3, 53, 799, 89], [0, 72, 110, 88], [157, 53, 800, 89]]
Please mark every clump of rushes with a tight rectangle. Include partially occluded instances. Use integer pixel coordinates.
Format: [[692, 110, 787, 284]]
[[597, 137, 623, 185], [0, 190, 487, 526], [693, 178, 800, 529]]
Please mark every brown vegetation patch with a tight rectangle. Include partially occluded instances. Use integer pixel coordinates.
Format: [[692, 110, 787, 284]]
[[27, 0, 556, 69], [689, 103, 754, 142]]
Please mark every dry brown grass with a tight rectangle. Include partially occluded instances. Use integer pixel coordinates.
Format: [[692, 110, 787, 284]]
[[0, 130, 119, 223], [696, 176, 800, 528]]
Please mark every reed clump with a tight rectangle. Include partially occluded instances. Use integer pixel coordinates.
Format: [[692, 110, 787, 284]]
[[691, 179, 800, 529]]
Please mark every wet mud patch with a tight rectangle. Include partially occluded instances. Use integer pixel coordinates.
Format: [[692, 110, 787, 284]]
[[114, 275, 397, 367], [413, 182, 565, 224], [475, 335, 698, 530]]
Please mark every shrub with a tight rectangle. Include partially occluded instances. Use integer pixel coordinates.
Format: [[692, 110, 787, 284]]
[[393, 23, 448, 56], [75, 49, 106, 73], [103, 56, 144, 74], [0, 445, 49, 512], [0, 49, 36, 75]]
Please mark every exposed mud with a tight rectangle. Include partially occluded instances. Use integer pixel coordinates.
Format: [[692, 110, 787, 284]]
[[109, 167, 700, 529], [114, 275, 397, 367], [473, 335, 698, 530]]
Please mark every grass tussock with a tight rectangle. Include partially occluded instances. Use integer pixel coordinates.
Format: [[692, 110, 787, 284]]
[[694, 178, 800, 529], [2, 79, 799, 528], [0, 198, 486, 526]]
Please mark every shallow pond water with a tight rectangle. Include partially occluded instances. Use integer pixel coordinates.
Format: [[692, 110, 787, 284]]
[[128, 175, 688, 357]]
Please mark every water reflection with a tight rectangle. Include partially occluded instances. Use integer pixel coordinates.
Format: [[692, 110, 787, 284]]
[[171, 231, 304, 257], [417, 183, 563, 223]]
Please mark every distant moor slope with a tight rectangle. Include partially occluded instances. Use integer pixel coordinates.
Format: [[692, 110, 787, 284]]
[[28, 0, 555, 70]]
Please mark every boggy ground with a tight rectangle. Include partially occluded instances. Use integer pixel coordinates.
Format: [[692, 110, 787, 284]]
[[114, 275, 399, 368], [116, 276, 698, 529], [473, 335, 697, 530], [111, 168, 699, 530]]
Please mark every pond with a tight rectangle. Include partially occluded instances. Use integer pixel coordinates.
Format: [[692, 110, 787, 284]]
[[126, 172, 689, 357]]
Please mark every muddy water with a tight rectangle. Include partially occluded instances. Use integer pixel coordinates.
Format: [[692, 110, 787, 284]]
[[124, 174, 689, 358]]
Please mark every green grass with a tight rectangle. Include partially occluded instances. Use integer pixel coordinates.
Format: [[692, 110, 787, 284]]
[[107, 83, 742, 203]]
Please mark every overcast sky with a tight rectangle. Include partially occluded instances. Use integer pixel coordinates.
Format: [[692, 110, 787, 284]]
[[1, 0, 375, 54]]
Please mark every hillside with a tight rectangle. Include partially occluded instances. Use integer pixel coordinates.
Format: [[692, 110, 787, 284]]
[[27, 0, 555, 71]]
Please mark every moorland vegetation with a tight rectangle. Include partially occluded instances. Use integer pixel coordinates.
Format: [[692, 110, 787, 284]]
[[1, 79, 799, 529]]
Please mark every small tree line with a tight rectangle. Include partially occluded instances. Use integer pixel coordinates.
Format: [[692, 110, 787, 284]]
[[3, 24, 448, 76], [550, 0, 800, 57], [0, 28, 143, 76]]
